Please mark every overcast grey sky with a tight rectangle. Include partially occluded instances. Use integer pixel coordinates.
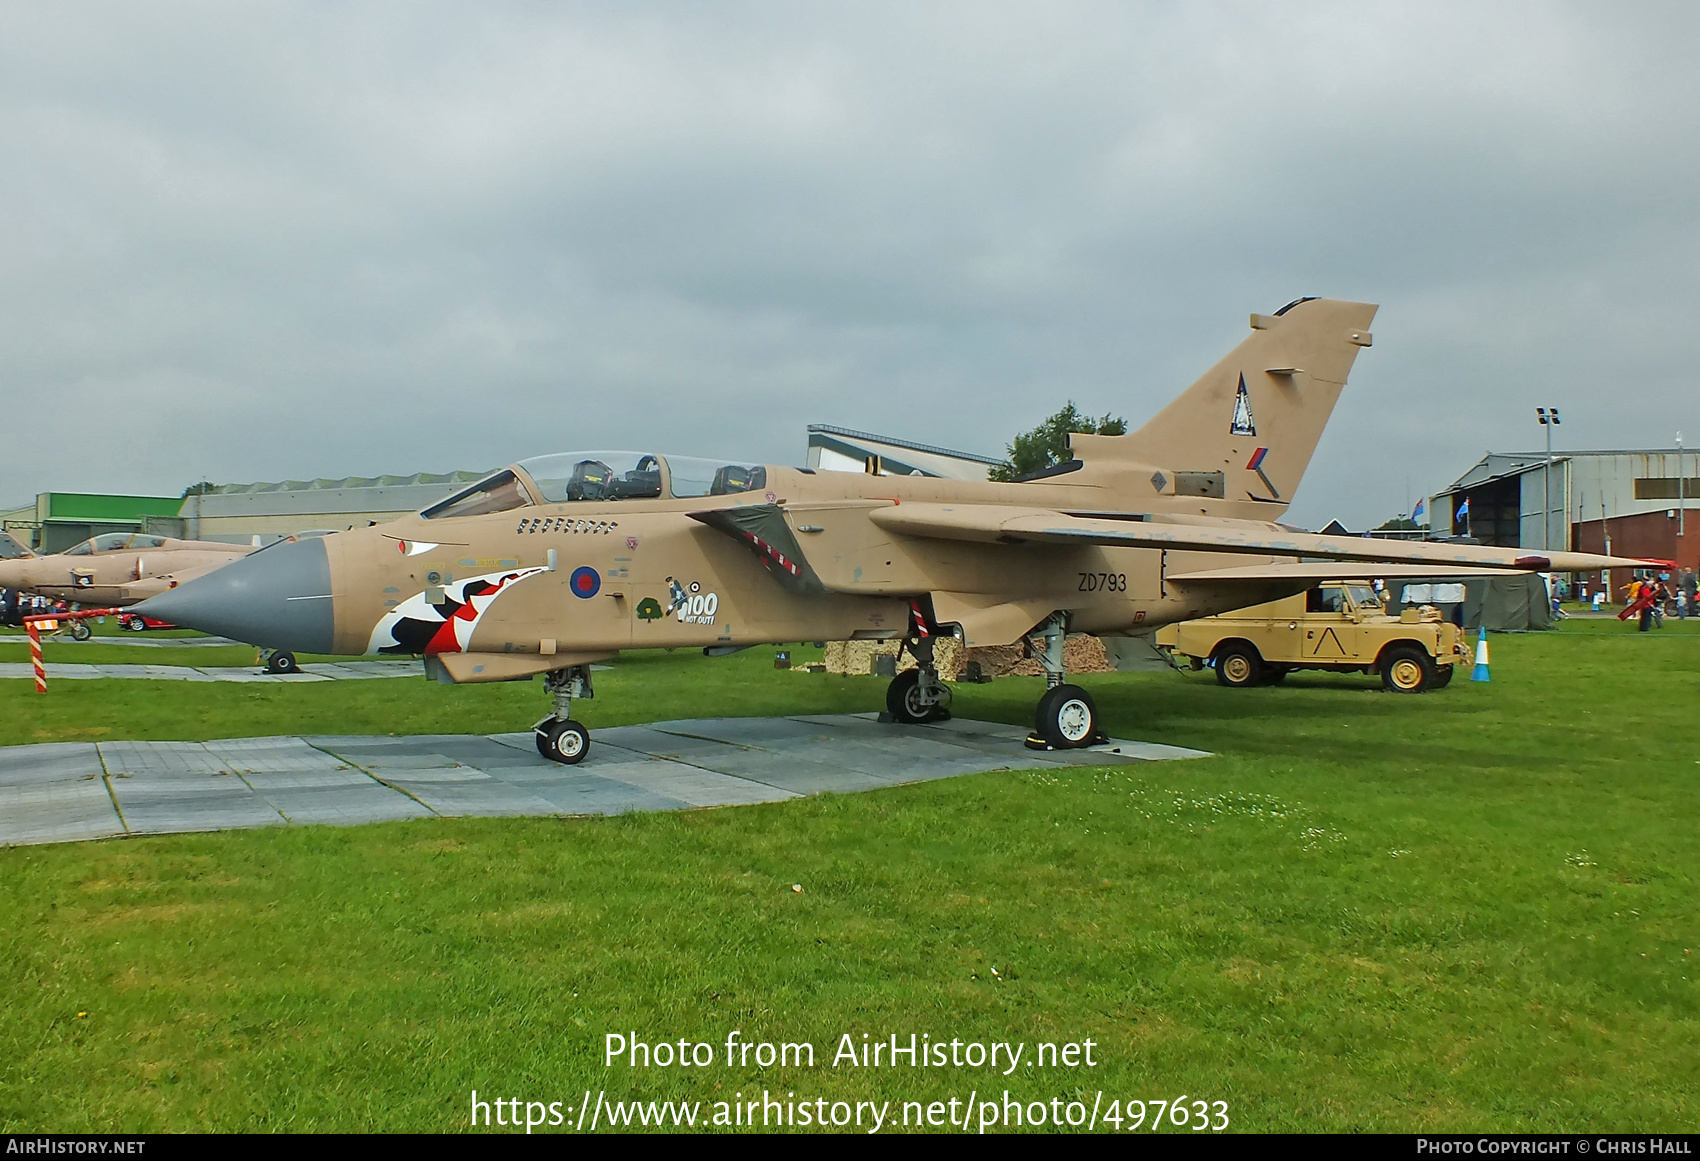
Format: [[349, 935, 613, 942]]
[[3, 2, 1696, 528]]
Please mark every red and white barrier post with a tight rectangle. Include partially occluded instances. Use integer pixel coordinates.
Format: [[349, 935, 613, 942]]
[[21, 607, 124, 693], [27, 618, 45, 693]]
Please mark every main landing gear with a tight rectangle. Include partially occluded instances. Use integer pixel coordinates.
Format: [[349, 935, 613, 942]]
[[1023, 612, 1106, 751], [536, 665, 594, 764]]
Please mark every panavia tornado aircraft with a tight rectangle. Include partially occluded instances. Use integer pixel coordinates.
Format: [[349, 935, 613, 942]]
[[0, 532, 254, 608], [134, 297, 1649, 763]]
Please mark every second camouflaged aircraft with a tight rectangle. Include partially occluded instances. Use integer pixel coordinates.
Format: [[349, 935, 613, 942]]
[[136, 298, 1650, 762]]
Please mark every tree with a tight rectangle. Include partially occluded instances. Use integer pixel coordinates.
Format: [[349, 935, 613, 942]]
[[1374, 516, 1421, 531], [987, 401, 1127, 482], [180, 481, 219, 498]]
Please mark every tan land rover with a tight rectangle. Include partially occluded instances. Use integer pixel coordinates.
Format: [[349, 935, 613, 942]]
[[1154, 582, 1471, 692]]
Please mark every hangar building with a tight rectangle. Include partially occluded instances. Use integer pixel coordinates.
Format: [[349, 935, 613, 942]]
[[1429, 449, 1695, 586], [176, 472, 487, 541], [806, 425, 1004, 480], [1, 473, 485, 551]]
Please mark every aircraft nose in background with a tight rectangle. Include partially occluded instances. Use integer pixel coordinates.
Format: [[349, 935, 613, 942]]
[[132, 537, 334, 653]]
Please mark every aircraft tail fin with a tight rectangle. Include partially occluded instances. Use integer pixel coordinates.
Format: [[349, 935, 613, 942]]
[[1069, 297, 1377, 516]]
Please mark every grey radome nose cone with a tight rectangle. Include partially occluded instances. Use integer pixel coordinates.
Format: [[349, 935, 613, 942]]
[[133, 537, 334, 653]]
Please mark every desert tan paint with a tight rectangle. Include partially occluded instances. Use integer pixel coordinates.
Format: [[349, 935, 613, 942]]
[[297, 297, 1642, 680], [0, 537, 253, 606]]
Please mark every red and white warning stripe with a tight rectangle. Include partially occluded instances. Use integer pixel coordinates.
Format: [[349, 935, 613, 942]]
[[27, 619, 44, 693]]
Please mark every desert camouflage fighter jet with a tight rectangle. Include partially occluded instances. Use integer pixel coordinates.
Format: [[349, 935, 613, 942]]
[[0, 532, 253, 607], [135, 298, 1650, 763]]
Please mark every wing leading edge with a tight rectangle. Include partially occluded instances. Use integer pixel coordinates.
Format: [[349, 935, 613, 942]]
[[867, 503, 1651, 574]]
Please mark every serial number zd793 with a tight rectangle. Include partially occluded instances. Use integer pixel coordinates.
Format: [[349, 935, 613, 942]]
[[1078, 572, 1128, 592]]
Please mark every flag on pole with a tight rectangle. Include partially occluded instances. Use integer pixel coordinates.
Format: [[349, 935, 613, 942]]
[[1412, 497, 1427, 525], [1456, 497, 1470, 518]]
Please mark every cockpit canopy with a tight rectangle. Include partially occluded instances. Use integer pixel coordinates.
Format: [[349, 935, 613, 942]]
[[421, 452, 769, 520], [63, 532, 169, 556]]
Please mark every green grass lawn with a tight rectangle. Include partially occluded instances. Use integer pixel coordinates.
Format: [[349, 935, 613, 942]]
[[1, 625, 1696, 1133]]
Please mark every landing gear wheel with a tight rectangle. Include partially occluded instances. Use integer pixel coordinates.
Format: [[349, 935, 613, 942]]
[[265, 650, 298, 675], [1034, 684, 1101, 749], [1381, 646, 1435, 693], [68, 621, 92, 641], [123, 615, 146, 632], [1214, 643, 1264, 688], [885, 668, 949, 723], [1432, 664, 1455, 688], [536, 718, 591, 764]]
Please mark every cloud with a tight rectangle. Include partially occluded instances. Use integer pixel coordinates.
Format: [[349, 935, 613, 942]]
[[2, 1, 1696, 527]]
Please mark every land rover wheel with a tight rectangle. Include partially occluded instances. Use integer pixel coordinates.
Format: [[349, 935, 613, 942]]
[[1431, 663, 1455, 688], [1381, 646, 1435, 693], [1262, 667, 1289, 684], [1214, 642, 1264, 688]]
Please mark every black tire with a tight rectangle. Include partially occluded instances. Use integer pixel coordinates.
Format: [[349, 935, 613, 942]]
[[537, 718, 590, 765], [1381, 645, 1435, 693], [1262, 667, 1289, 684], [1431, 664, 1455, 688], [886, 668, 949, 723], [1214, 642, 1263, 688], [1035, 683, 1099, 748], [266, 651, 298, 675], [68, 621, 92, 641]]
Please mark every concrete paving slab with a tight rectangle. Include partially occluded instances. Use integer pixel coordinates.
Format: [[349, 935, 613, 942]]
[[0, 780, 125, 844], [0, 742, 104, 786], [203, 737, 354, 774], [0, 661, 408, 683], [247, 783, 433, 827], [652, 717, 837, 746], [376, 776, 559, 818], [99, 740, 232, 776], [113, 777, 287, 835], [2, 715, 1210, 846]]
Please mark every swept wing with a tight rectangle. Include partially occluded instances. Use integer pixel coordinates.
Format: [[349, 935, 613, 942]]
[[866, 503, 1646, 574]]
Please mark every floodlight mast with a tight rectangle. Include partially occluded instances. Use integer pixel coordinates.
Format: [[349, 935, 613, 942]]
[[1679, 432, 1685, 539], [1537, 407, 1561, 554]]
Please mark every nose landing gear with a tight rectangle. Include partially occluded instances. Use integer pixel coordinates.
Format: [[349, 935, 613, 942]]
[[263, 649, 298, 675], [882, 602, 953, 724], [536, 665, 594, 764], [884, 634, 953, 723]]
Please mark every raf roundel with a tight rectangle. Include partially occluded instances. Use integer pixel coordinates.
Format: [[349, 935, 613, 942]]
[[569, 566, 601, 599]]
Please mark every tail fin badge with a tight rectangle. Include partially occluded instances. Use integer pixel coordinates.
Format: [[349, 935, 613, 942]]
[[1230, 373, 1257, 436]]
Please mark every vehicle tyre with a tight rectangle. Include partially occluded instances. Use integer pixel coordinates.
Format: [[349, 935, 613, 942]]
[[1214, 642, 1264, 688], [1381, 645, 1435, 693], [266, 650, 298, 675], [1431, 663, 1455, 688], [886, 668, 949, 723], [537, 718, 590, 764], [1036, 684, 1099, 748], [69, 621, 92, 641], [1262, 666, 1289, 684], [123, 615, 146, 632]]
